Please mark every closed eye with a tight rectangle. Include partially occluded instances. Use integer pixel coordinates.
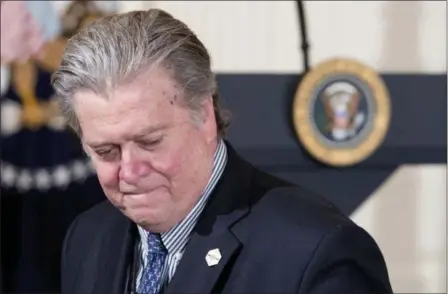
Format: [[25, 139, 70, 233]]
[[95, 147, 120, 160]]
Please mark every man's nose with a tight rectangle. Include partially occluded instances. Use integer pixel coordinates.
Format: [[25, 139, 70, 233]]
[[119, 149, 151, 184]]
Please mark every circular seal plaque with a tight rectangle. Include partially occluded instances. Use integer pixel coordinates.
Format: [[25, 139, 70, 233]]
[[292, 58, 391, 167]]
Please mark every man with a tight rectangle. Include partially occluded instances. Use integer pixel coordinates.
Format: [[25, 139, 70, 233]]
[[52, 9, 393, 294]]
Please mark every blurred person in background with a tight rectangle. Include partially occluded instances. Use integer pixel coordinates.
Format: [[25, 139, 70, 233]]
[[0, 1, 114, 292], [52, 8, 393, 294]]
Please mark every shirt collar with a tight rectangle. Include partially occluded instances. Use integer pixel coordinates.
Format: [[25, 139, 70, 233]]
[[138, 139, 228, 254]]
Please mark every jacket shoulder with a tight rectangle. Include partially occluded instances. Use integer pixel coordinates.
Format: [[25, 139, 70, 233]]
[[67, 201, 116, 236], [248, 168, 358, 240], [254, 185, 355, 232], [63, 200, 118, 253], [61, 201, 126, 292], [243, 170, 392, 292]]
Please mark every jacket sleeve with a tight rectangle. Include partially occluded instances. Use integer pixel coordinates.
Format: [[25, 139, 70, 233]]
[[297, 224, 394, 294]]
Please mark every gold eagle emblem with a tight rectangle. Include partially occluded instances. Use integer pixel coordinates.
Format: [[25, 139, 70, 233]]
[[292, 58, 391, 167]]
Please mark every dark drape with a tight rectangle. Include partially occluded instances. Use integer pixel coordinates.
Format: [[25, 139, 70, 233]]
[[0, 62, 105, 293], [1, 180, 104, 292]]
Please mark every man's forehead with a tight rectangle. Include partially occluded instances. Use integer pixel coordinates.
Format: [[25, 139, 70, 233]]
[[74, 70, 180, 110]]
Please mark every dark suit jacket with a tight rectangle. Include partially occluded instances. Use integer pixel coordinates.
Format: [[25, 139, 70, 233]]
[[61, 143, 393, 294]]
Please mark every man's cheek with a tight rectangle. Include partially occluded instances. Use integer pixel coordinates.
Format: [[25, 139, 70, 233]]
[[95, 162, 120, 188], [149, 149, 183, 176]]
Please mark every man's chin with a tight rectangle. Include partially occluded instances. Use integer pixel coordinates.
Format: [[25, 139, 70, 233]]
[[133, 214, 169, 233], [123, 205, 176, 232], [125, 206, 163, 223]]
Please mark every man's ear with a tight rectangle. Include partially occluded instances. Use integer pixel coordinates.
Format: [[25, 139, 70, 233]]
[[200, 95, 218, 143], [202, 95, 215, 121]]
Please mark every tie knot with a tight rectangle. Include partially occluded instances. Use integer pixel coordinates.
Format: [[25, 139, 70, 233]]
[[147, 233, 166, 254]]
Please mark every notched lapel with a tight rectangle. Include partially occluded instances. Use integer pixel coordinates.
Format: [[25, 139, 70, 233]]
[[166, 142, 253, 294], [166, 226, 242, 294]]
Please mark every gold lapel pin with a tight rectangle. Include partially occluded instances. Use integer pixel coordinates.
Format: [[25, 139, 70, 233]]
[[205, 248, 222, 267]]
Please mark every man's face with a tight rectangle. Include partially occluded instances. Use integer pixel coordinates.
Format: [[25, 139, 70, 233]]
[[73, 67, 218, 232]]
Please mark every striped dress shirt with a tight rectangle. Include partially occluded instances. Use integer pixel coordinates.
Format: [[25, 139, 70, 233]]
[[136, 139, 228, 291]]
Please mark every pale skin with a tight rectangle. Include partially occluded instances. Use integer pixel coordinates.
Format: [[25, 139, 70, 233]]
[[73, 66, 219, 233]]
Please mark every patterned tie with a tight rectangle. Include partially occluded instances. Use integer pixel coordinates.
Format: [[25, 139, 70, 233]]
[[138, 233, 168, 294]]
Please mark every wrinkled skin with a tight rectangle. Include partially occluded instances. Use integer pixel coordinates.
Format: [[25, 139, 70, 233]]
[[73, 66, 218, 233]]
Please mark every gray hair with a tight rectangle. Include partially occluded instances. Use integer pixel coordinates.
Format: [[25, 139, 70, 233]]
[[51, 9, 231, 137]]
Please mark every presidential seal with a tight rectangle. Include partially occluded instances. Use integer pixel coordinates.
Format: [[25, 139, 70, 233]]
[[292, 58, 391, 167]]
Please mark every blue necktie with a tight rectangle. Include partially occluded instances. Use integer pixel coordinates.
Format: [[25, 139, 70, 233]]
[[138, 233, 167, 294]]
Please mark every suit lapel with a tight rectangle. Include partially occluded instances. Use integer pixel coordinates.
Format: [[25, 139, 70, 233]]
[[91, 209, 135, 294], [166, 142, 253, 294], [166, 223, 242, 294]]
